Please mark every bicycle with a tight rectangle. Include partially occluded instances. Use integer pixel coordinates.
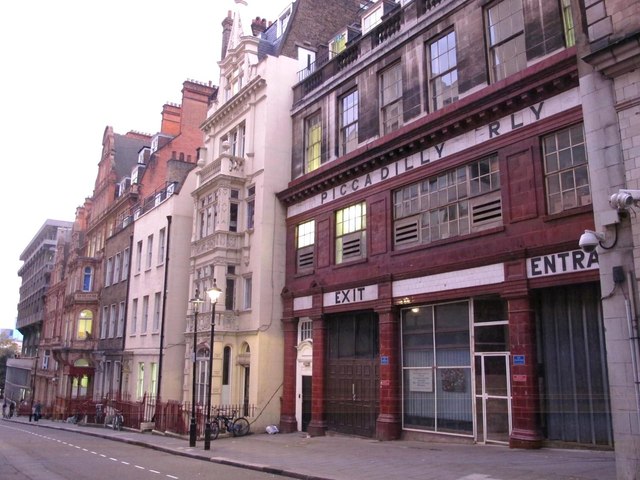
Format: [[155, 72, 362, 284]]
[[210, 410, 250, 440], [106, 409, 123, 431]]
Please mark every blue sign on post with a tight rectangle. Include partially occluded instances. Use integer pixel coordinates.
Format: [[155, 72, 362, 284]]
[[513, 355, 525, 366], [380, 355, 389, 365]]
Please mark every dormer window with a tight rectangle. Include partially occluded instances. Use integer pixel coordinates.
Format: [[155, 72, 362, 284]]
[[150, 136, 159, 153], [131, 165, 145, 184], [117, 177, 131, 197], [138, 146, 151, 164], [276, 6, 291, 38], [362, 3, 383, 33]]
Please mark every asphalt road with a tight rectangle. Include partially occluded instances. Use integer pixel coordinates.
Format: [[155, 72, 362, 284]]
[[0, 422, 280, 480]]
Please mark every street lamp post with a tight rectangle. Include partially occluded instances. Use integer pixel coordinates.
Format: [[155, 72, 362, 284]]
[[204, 280, 222, 451], [189, 291, 204, 448]]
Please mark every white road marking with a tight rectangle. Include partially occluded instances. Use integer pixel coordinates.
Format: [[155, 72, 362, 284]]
[[7, 423, 181, 479]]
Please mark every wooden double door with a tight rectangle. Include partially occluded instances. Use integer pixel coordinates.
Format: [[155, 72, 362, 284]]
[[325, 312, 379, 437]]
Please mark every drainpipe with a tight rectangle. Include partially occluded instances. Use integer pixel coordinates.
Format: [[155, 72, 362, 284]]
[[625, 270, 640, 425]]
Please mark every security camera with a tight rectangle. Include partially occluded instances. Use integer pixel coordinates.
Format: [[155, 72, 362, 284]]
[[579, 230, 605, 253], [610, 189, 640, 210]]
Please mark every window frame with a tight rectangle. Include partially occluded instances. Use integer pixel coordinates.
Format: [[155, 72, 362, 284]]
[[380, 63, 403, 135], [117, 301, 125, 337], [428, 30, 459, 111], [82, 266, 93, 292], [393, 154, 501, 248], [339, 90, 359, 155], [486, 0, 526, 83], [153, 292, 162, 332], [158, 228, 166, 265], [130, 298, 138, 335], [77, 309, 93, 340], [296, 219, 316, 272], [335, 202, 367, 264], [246, 185, 255, 230], [542, 123, 590, 215], [243, 276, 252, 311], [146, 234, 153, 270], [141, 295, 149, 334], [304, 112, 322, 174]]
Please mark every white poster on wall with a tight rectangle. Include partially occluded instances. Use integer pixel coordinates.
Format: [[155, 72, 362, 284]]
[[409, 368, 433, 393]]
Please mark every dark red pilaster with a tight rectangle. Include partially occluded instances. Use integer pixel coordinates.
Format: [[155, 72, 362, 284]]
[[307, 315, 327, 437], [507, 293, 542, 449], [279, 317, 298, 433], [376, 307, 401, 440]]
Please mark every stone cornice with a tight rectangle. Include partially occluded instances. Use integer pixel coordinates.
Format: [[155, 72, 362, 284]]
[[582, 31, 640, 78]]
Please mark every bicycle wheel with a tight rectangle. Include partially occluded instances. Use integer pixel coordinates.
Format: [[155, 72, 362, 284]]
[[231, 417, 250, 437], [210, 420, 220, 440]]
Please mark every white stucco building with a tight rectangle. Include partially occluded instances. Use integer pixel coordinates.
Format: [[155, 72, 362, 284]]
[[183, 3, 301, 431], [124, 174, 196, 404]]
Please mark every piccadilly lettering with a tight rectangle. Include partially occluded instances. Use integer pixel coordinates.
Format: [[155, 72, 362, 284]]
[[319, 101, 546, 206], [528, 250, 599, 278], [488, 102, 544, 138], [290, 92, 580, 218]]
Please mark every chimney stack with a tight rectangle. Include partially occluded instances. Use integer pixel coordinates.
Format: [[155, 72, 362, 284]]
[[251, 17, 267, 36], [221, 10, 233, 59]]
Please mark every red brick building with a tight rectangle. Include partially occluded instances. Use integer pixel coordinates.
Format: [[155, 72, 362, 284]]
[[278, 0, 611, 449]]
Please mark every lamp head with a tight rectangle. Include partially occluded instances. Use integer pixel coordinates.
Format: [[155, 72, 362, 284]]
[[190, 289, 204, 311], [206, 279, 222, 303]]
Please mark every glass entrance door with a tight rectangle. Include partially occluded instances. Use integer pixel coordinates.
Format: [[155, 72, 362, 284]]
[[475, 353, 511, 444]]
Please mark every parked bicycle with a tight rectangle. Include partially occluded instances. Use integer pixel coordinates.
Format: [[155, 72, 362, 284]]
[[105, 408, 124, 431], [210, 410, 250, 440]]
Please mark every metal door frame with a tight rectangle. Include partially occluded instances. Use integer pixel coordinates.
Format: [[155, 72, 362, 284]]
[[474, 352, 512, 444]]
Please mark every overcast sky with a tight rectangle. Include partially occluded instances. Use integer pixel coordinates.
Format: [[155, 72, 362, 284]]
[[0, 0, 290, 332]]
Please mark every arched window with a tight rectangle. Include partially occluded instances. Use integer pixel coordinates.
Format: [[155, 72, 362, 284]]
[[77, 310, 93, 339], [196, 347, 209, 405], [83, 266, 93, 292], [222, 346, 231, 387], [298, 318, 313, 344]]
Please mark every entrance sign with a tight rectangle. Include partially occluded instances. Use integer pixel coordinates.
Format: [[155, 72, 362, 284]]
[[527, 250, 599, 278]]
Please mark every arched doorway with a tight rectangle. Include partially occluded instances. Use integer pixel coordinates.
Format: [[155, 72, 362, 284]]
[[241, 344, 250, 417]]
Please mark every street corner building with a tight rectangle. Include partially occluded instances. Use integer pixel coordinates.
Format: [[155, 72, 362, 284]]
[[277, 3, 639, 479]]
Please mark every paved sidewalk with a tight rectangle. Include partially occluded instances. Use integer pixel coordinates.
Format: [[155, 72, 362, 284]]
[[3, 416, 616, 480]]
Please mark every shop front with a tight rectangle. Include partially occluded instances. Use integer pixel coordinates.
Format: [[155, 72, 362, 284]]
[[286, 252, 611, 448]]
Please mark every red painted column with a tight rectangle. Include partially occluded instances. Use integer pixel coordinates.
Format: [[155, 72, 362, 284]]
[[376, 307, 401, 440], [307, 315, 327, 437], [279, 316, 298, 433], [507, 293, 543, 448]]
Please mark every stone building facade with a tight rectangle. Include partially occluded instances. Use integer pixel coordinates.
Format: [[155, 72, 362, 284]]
[[278, 0, 612, 451], [576, 0, 640, 477]]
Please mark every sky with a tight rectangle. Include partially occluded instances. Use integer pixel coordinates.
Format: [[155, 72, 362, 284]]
[[0, 0, 290, 332]]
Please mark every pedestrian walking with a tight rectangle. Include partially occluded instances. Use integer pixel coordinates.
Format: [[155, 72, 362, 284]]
[[34, 401, 41, 422], [9, 401, 15, 418], [2, 400, 7, 419]]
